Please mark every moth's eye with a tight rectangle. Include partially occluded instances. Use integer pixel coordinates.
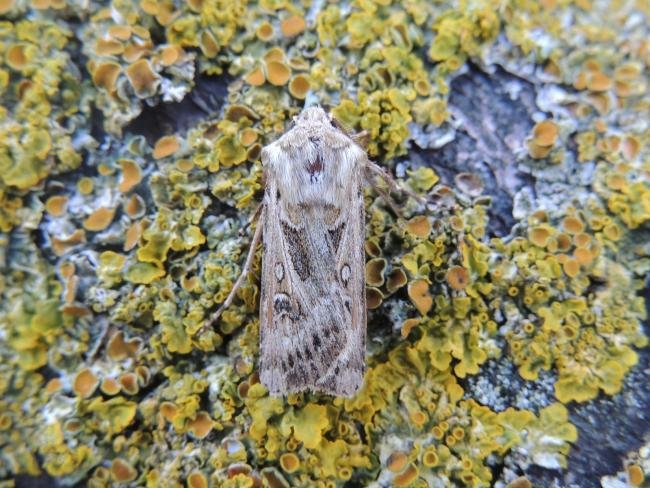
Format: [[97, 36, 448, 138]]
[[330, 117, 342, 130]]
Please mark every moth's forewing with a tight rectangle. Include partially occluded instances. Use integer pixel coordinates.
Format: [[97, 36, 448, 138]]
[[259, 107, 367, 397]]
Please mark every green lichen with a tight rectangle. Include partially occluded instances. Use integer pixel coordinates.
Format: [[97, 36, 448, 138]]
[[0, 0, 648, 485]]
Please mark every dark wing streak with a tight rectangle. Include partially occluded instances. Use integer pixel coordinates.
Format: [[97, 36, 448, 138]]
[[277, 211, 349, 393], [289, 218, 339, 389], [279, 219, 314, 387], [314, 163, 366, 395], [261, 182, 305, 394], [267, 207, 322, 391]]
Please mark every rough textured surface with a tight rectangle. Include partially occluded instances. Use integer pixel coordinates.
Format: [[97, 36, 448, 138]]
[[125, 75, 230, 145], [417, 65, 539, 236], [565, 346, 650, 486], [1, 0, 648, 487], [432, 64, 650, 487]]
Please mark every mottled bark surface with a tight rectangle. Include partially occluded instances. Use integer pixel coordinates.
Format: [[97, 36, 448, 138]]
[[428, 64, 650, 488]]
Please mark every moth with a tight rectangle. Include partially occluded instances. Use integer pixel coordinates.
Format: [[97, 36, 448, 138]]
[[208, 106, 414, 397]]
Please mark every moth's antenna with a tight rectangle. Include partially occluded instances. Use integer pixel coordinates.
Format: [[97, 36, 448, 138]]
[[303, 92, 319, 108]]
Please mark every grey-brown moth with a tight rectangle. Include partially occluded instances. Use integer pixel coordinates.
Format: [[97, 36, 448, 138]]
[[209, 106, 414, 397]]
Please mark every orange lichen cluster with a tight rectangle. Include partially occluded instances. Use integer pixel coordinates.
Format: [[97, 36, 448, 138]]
[[528, 120, 559, 159]]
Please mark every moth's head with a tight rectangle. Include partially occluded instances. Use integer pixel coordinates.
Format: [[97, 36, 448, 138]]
[[292, 106, 331, 129], [290, 106, 351, 140]]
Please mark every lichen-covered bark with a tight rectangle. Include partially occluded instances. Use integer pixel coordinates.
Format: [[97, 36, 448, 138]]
[[1, 0, 648, 487]]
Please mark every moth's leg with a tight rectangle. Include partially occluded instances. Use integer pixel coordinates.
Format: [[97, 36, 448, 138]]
[[369, 180, 404, 219], [241, 201, 263, 233], [351, 130, 370, 149], [365, 160, 426, 204], [204, 206, 264, 330]]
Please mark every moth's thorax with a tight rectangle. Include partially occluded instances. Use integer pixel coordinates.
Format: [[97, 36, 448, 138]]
[[262, 109, 365, 208]]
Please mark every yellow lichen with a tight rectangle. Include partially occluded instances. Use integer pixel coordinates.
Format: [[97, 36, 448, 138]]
[[125, 59, 160, 98], [187, 471, 208, 488], [446, 265, 469, 290], [100, 378, 121, 396], [119, 373, 139, 395], [118, 159, 142, 192], [73, 368, 99, 398], [107, 331, 141, 360], [628, 464, 645, 486], [532, 120, 559, 147], [405, 215, 431, 238], [245, 66, 266, 86], [45, 195, 68, 216], [83, 207, 116, 232], [279, 452, 300, 473], [265, 60, 291, 86], [187, 411, 213, 439], [77, 177, 94, 194], [386, 451, 408, 473], [408, 279, 433, 315], [288, 74, 311, 99], [153, 135, 180, 159], [280, 403, 329, 450], [393, 464, 419, 487], [365, 258, 386, 287], [0, 0, 14, 13], [256, 21, 274, 41], [92, 62, 121, 91], [281, 15, 306, 37], [386, 267, 408, 293], [111, 458, 137, 482], [366, 287, 383, 309]]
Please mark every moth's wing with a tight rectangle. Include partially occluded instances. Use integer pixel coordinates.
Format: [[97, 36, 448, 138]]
[[311, 168, 366, 396], [259, 154, 366, 397], [258, 176, 333, 395], [259, 171, 322, 395], [258, 174, 293, 396]]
